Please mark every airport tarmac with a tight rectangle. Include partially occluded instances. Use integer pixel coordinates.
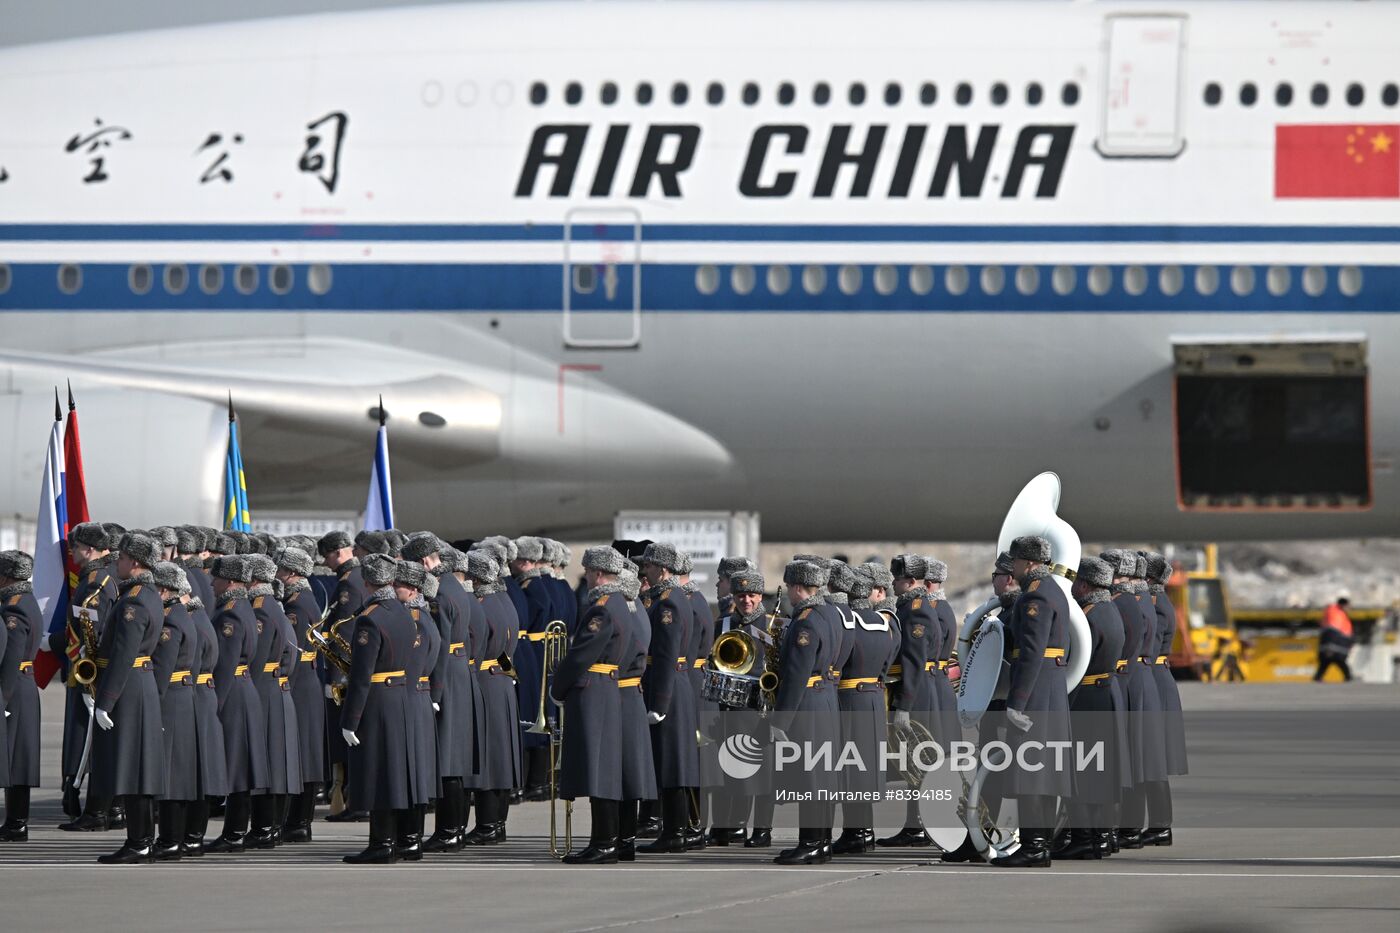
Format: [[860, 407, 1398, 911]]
[[1, 683, 1396, 933]]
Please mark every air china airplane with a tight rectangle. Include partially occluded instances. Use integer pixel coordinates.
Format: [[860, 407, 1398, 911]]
[[0, 0, 1395, 541]]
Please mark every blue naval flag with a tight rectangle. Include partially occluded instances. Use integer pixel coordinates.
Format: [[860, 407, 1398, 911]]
[[363, 398, 394, 531], [223, 395, 252, 532]]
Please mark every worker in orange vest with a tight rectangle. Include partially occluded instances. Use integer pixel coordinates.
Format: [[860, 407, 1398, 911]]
[[1314, 597, 1355, 683]]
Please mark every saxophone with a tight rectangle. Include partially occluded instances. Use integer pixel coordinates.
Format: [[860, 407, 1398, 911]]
[[306, 627, 353, 705], [68, 575, 110, 690]]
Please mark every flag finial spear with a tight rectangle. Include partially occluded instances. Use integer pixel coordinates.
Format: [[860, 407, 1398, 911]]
[[378, 395, 386, 427], [54, 387, 62, 421], [67, 380, 76, 412], [228, 392, 235, 423]]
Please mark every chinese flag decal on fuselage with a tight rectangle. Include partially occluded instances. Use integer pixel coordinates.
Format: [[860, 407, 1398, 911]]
[[1275, 124, 1400, 198]]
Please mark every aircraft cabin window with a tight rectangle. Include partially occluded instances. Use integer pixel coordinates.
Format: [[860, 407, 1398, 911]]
[[565, 82, 582, 105], [731, 264, 756, 296], [1026, 82, 1043, 106], [1051, 265, 1076, 295], [0, 263, 9, 294], [128, 263, 153, 295], [529, 82, 546, 106], [1302, 265, 1327, 297], [955, 82, 972, 106], [1203, 83, 1222, 106], [874, 264, 898, 295], [1240, 83, 1258, 106], [990, 82, 1008, 106], [908, 264, 934, 295], [308, 263, 333, 296], [778, 82, 795, 106], [813, 82, 830, 105], [802, 264, 827, 295], [919, 82, 937, 105], [1346, 83, 1364, 106], [766, 264, 791, 295], [164, 263, 188, 295], [707, 82, 723, 105], [1159, 265, 1185, 297], [1230, 265, 1255, 296], [58, 264, 82, 295], [601, 82, 618, 105], [884, 82, 901, 106], [671, 82, 688, 105], [269, 264, 293, 295], [573, 264, 596, 294], [742, 82, 759, 105], [696, 264, 720, 295], [1015, 265, 1039, 295], [1194, 265, 1219, 296], [1384, 83, 1399, 106], [200, 264, 223, 295], [1339, 265, 1363, 297], [1310, 83, 1328, 107], [849, 83, 866, 105], [235, 264, 258, 295], [1087, 265, 1112, 296], [1123, 265, 1148, 296], [1062, 82, 1080, 106], [1276, 83, 1293, 106], [944, 264, 969, 296], [1266, 265, 1291, 297], [838, 264, 862, 295], [636, 82, 654, 105]]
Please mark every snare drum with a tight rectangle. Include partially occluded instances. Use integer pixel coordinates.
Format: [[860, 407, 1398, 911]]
[[701, 668, 761, 711]]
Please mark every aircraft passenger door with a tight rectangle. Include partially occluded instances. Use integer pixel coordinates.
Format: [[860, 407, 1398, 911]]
[[1098, 14, 1187, 158], [562, 208, 641, 349]]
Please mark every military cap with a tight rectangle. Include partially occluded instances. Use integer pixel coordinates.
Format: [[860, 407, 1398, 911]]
[[383, 529, 408, 555], [478, 535, 518, 562], [1144, 551, 1172, 585], [619, 568, 642, 600], [792, 553, 825, 565], [101, 522, 127, 542], [860, 562, 895, 589], [0, 550, 34, 582], [783, 560, 829, 588], [890, 553, 927, 580], [1077, 556, 1114, 589], [846, 571, 873, 600], [276, 546, 314, 578], [246, 553, 277, 583], [256, 532, 281, 554], [70, 521, 111, 550], [151, 560, 187, 592], [923, 558, 949, 584], [827, 561, 857, 595], [465, 550, 499, 584], [196, 527, 220, 550], [361, 553, 397, 587], [610, 539, 651, 561], [1097, 549, 1130, 577], [209, 532, 237, 556], [472, 541, 509, 569], [639, 542, 684, 573], [359, 531, 393, 556], [994, 551, 1016, 575], [439, 546, 467, 574], [212, 554, 253, 584], [540, 539, 562, 566], [150, 526, 177, 548], [1133, 552, 1148, 580], [317, 530, 354, 556], [729, 571, 765, 596], [394, 560, 427, 590], [514, 536, 545, 562], [718, 556, 757, 578], [1009, 535, 1052, 563], [558, 544, 573, 567], [582, 545, 626, 575], [117, 532, 161, 568], [420, 570, 439, 600], [174, 527, 201, 555], [676, 552, 695, 575], [401, 532, 443, 562]]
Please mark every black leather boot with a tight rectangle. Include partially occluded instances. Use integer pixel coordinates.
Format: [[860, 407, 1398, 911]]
[[424, 779, 463, 852], [876, 826, 933, 847], [61, 776, 81, 820], [0, 787, 30, 842], [775, 830, 832, 865], [462, 791, 506, 846], [744, 827, 772, 848], [183, 799, 209, 857], [940, 835, 986, 863], [282, 788, 316, 843], [204, 791, 251, 853], [109, 804, 127, 830], [1141, 826, 1173, 847], [705, 827, 746, 846], [154, 800, 186, 861], [1117, 828, 1145, 850], [831, 827, 872, 855], [245, 795, 279, 849], [396, 807, 425, 861], [636, 799, 661, 839], [564, 799, 619, 864], [638, 791, 686, 853], [344, 810, 398, 864], [98, 796, 154, 864], [1054, 828, 1102, 860], [990, 830, 1051, 868], [60, 794, 112, 832]]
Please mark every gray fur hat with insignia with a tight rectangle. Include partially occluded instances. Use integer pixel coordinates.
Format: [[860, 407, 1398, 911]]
[[1099, 549, 1137, 578], [152, 560, 187, 593], [118, 532, 161, 568], [718, 556, 757, 578], [212, 554, 253, 584], [1077, 556, 1114, 589], [209, 532, 237, 556], [514, 536, 545, 562], [1144, 551, 1172, 585], [465, 550, 499, 584], [477, 535, 518, 562], [994, 551, 1016, 575], [1133, 552, 1148, 580], [619, 567, 642, 600], [276, 546, 314, 578], [923, 558, 949, 584], [890, 553, 927, 580], [356, 531, 392, 556], [317, 530, 353, 556], [558, 544, 572, 567], [401, 531, 443, 563], [151, 526, 178, 548], [472, 541, 509, 569], [196, 527, 220, 550], [676, 551, 694, 575], [0, 550, 34, 582], [394, 560, 427, 590], [639, 542, 684, 573], [1009, 535, 1052, 563], [582, 545, 627, 575], [540, 539, 563, 566], [383, 529, 408, 555], [791, 553, 825, 565], [859, 562, 894, 589], [827, 561, 857, 595], [175, 527, 201, 555], [729, 571, 765, 596], [439, 546, 467, 574], [845, 570, 873, 600], [420, 570, 439, 600], [783, 559, 829, 588], [361, 553, 398, 587], [246, 553, 277, 584], [69, 521, 111, 550], [101, 522, 127, 543]]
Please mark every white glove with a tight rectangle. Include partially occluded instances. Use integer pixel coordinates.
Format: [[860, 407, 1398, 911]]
[[3, 711, 8, 718], [342, 728, 360, 747], [769, 726, 789, 743], [646, 710, 665, 725], [324, 684, 336, 699], [95, 708, 115, 731], [892, 709, 911, 727], [432, 702, 441, 712], [83, 692, 96, 714], [40, 634, 51, 653], [1006, 707, 1033, 733]]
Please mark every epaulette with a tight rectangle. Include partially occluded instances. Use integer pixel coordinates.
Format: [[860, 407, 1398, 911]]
[[911, 598, 923, 610], [364, 604, 379, 615], [6, 595, 18, 606], [129, 584, 143, 596], [222, 600, 234, 611], [1027, 580, 1041, 593], [252, 596, 264, 608], [597, 594, 610, 606], [797, 608, 812, 621], [660, 588, 672, 599], [522, 579, 531, 590], [86, 570, 97, 583]]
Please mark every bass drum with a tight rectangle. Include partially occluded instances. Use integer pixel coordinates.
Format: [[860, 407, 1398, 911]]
[[956, 616, 1008, 729]]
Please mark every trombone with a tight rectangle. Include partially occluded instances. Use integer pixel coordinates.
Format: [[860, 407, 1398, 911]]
[[71, 578, 110, 790], [527, 620, 572, 859]]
